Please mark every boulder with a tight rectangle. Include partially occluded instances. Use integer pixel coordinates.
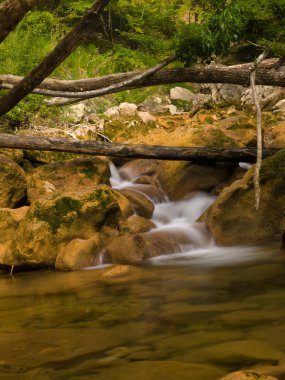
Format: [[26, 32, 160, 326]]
[[119, 159, 159, 180], [27, 157, 110, 202], [123, 184, 166, 203], [219, 371, 278, 380], [119, 214, 155, 234], [242, 86, 285, 110], [170, 87, 195, 102], [0, 185, 129, 268], [65, 103, 88, 123], [0, 155, 27, 208], [118, 102, 137, 116], [202, 150, 285, 245], [137, 111, 156, 124], [158, 161, 236, 200], [55, 236, 103, 271], [138, 95, 171, 114], [105, 229, 194, 264], [119, 188, 155, 218]]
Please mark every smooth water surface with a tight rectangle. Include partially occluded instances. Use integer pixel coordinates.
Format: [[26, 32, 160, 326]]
[[1, 243, 285, 380]]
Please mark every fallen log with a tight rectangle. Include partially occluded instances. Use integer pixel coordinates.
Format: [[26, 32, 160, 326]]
[[0, 59, 280, 95], [0, 133, 279, 162]]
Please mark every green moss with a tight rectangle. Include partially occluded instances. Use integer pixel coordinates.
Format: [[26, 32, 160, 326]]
[[205, 129, 240, 147], [259, 149, 285, 179], [79, 161, 98, 179], [34, 197, 81, 234], [228, 122, 254, 130]]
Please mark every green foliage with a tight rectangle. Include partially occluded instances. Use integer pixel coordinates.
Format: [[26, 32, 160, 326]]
[[0, 0, 285, 126]]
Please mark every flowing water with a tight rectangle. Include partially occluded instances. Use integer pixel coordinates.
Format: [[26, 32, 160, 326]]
[[0, 166, 285, 380]]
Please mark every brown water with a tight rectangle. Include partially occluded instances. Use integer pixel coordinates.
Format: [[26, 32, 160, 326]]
[[1, 243, 285, 380]]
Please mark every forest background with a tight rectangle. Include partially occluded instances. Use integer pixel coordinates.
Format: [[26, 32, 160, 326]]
[[0, 0, 284, 126]]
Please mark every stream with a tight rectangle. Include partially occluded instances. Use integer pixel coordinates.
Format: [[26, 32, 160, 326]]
[[0, 164, 285, 380]]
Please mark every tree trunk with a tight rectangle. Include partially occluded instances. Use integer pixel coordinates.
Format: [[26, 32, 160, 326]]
[[0, 133, 279, 162], [0, 0, 37, 44], [0, 0, 110, 117]]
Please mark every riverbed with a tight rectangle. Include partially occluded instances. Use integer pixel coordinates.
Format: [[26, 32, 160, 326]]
[[0, 243, 285, 380]]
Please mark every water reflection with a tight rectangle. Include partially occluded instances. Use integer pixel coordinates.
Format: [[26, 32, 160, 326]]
[[0, 243, 285, 379]]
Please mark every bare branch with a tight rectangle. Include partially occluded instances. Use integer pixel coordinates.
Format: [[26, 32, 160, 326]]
[[44, 54, 178, 106], [250, 49, 270, 210]]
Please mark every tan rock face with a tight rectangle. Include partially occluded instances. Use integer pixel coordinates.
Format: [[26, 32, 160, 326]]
[[27, 157, 111, 202], [202, 150, 285, 245], [0, 155, 27, 208]]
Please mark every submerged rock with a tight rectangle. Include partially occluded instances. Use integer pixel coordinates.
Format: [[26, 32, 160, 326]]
[[202, 150, 285, 245], [0, 155, 27, 208], [219, 371, 278, 380]]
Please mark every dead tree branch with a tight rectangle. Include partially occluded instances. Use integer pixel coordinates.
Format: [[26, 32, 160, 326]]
[[0, 133, 279, 162], [250, 49, 270, 210]]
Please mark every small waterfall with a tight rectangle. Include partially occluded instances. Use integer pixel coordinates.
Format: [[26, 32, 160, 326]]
[[110, 163, 216, 259]]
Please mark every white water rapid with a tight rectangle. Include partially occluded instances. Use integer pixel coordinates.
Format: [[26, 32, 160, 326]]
[[110, 162, 217, 259]]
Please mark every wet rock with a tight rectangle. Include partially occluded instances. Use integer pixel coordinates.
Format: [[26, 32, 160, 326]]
[[219, 370, 278, 380], [119, 159, 158, 180], [0, 155, 27, 208], [158, 161, 235, 200], [105, 234, 146, 264], [202, 150, 285, 245], [1, 185, 127, 268], [123, 184, 166, 203], [119, 215, 155, 234], [55, 236, 103, 271], [105, 229, 193, 264], [133, 175, 161, 188], [119, 188, 155, 218], [27, 157, 110, 202]]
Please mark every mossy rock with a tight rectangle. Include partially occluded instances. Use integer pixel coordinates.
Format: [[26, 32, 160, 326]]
[[27, 157, 111, 203], [1, 185, 131, 268], [104, 116, 153, 142], [201, 150, 285, 245]]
